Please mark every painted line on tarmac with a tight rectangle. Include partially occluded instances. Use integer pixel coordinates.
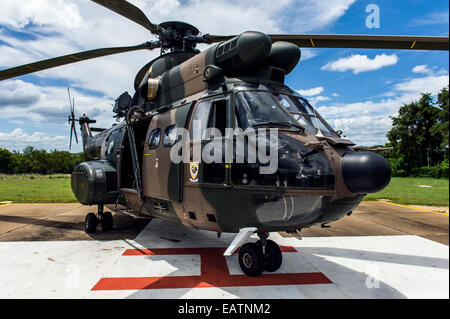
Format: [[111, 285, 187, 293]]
[[379, 201, 449, 216], [0, 201, 12, 207]]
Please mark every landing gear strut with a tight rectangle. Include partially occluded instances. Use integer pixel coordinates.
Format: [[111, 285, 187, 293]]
[[84, 204, 113, 233], [237, 232, 282, 277]]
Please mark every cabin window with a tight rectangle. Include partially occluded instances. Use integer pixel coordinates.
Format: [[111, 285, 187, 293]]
[[148, 128, 161, 149], [106, 140, 114, 155], [163, 124, 178, 147]]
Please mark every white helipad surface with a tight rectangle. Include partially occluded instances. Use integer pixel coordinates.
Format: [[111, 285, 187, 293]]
[[0, 218, 448, 299]]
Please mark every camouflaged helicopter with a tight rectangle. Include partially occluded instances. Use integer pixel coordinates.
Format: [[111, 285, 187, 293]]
[[1, 0, 448, 277]]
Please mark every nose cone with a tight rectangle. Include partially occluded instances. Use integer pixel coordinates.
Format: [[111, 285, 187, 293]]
[[341, 152, 391, 194]]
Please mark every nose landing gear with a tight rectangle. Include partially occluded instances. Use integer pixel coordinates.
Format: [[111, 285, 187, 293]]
[[237, 232, 283, 277], [84, 204, 114, 233]]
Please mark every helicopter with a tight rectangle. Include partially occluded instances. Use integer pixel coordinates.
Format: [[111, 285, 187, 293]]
[[0, 0, 448, 277]]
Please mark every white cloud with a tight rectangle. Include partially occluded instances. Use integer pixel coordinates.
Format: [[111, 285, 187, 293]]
[[411, 64, 448, 77], [0, 0, 82, 29], [0, 80, 115, 128], [394, 75, 449, 93], [0, 128, 67, 151], [411, 11, 449, 26], [309, 95, 331, 105], [282, 0, 356, 32], [300, 49, 317, 61], [412, 64, 433, 75], [317, 74, 449, 146], [0, 80, 41, 107], [297, 86, 324, 96], [321, 53, 399, 74]]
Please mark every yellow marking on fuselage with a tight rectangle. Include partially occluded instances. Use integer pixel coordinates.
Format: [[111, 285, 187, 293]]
[[410, 41, 416, 49], [310, 39, 315, 47]]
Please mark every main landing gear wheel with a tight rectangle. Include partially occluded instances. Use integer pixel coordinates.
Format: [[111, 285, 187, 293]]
[[263, 239, 282, 272], [236, 233, 283, 276], [238, 242, 265, 277], [99, 211, 113, 231], [85, 213, 98, 233], [84, 205, 113, 234]]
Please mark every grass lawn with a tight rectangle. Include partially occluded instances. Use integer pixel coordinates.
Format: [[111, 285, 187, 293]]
[[0, 174, 77, 203], [0, 175, 448, 206], [365, 177, 449, 206]]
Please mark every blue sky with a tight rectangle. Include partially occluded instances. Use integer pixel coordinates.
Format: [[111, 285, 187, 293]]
[[0, 0, 448, 152]]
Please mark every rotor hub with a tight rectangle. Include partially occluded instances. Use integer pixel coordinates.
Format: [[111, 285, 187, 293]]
[[158, 21, 207, 53]]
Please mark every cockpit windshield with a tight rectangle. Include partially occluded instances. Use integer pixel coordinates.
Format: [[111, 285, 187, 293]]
[[272, 93, 336, 136], [234, 90, 336, 136], [235, 91, 301, 130]]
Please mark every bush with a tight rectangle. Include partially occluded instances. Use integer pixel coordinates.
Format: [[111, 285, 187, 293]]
[[387, 157, 408, 177], [410, 160, 449, 178]]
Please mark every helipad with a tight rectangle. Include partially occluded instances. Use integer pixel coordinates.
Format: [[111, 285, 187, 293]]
[[0, 202, 448, 299]]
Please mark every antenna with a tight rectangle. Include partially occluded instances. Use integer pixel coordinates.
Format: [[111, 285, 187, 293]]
[[311, 104, 324, 138], [336, 103, 347, 138]]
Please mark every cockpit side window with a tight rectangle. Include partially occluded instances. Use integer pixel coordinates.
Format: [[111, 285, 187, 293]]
[[235, 91, 299, 130], [273, 93, 336, 136], [190, 100, 210, 141], [207, 99, 228, 137]]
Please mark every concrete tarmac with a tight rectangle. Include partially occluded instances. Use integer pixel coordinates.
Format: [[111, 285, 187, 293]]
[[0, 203, 149, 242], [0, 201, 447, 245]]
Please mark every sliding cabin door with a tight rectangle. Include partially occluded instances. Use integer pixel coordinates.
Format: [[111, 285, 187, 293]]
[[182, 96, 231, 230]]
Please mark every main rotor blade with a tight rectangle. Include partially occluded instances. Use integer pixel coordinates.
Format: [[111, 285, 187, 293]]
[[0, 42, 153, 81], [269, 34, 449, 50], [91, 0, 160, 34], [205, 34, 449, 51]]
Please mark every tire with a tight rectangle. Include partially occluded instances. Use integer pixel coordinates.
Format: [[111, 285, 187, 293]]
[[101, 211, 113, 231], [263, 239, 282, 272], [238, 242, 265, 277], [85, 213, 97, 233]]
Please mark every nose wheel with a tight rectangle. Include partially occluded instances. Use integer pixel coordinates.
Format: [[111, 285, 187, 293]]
[[84, 205, 113, 233], [238, 233, 282, 277]]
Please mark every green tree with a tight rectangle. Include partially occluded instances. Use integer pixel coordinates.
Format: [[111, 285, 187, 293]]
[[431, 86, 449, 159], [3, 146, 84, 174], [0, 148, 13, 173], [23, 146, 50, 174], [387, 92, 443, 172]]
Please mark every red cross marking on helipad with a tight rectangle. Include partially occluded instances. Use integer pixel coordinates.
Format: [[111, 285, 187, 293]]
[[91, 246, 332, 290]]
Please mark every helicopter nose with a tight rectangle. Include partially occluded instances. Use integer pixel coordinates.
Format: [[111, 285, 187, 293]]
[[341, 152, 391, 194]]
